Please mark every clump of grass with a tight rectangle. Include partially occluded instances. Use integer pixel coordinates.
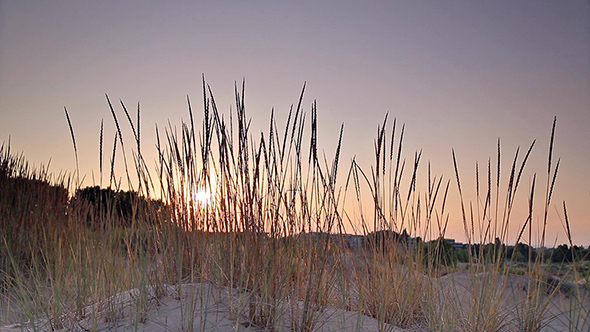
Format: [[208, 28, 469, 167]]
[[1, 79, 585, 332]]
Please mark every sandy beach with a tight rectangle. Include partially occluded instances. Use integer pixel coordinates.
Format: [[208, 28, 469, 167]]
[[3, 266, 587, 332]]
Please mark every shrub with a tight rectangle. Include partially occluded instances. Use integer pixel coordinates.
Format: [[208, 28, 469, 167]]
[[421, 237, 457, 269]]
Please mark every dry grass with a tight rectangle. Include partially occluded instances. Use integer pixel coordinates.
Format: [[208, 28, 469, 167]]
[[1, 80, 588, 331]]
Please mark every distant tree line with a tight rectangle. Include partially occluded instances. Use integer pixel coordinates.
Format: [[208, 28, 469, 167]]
[[1, 162, 168, 231], [73, 186, 168, 228], [362, 229, 590, 266], [450, 241, 590, 264], [546, 244, 588, 263]]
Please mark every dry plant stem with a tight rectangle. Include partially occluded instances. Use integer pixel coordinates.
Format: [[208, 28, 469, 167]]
[[64, 107, 79, 188]]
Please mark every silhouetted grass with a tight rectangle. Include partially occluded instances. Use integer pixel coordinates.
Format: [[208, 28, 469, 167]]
[[0, 80, 587, 331]]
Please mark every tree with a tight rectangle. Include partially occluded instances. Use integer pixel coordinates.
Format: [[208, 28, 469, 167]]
[[551, 244, 572, 263], [509, 243, 537, 262], [74, 186, 166, 228], [422, 237, 457, 269]]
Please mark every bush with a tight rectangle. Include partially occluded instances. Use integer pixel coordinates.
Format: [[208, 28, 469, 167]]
[[74, 186, 167, 228], [421, 237, 457, 269]]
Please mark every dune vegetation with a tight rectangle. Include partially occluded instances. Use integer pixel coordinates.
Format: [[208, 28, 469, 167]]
[[1, 79, 588, 331]]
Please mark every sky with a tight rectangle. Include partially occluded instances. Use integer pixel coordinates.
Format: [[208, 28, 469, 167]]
[[1, 1, 589, 245]]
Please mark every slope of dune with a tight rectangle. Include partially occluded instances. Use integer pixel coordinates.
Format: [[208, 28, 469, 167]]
[[2, 282, 405, 332], [4, 270, 587, 331]]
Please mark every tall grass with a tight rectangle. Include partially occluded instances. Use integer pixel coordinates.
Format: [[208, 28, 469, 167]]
[[1, 80, 587, 331]]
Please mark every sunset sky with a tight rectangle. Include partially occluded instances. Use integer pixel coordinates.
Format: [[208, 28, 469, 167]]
[[1, 1, 589, 245]]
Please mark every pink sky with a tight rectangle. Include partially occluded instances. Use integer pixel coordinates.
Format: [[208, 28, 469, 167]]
[[1, 1, 589, 245]]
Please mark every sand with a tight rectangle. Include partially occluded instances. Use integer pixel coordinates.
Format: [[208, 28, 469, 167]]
[[2, 271, 587, 331], [1, 282, 403, 332]]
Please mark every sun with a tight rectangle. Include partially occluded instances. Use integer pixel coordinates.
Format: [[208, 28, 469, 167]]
[[192, 187, 211, 205]]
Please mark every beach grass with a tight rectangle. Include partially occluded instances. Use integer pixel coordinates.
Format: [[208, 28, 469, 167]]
[[1, 80, 588, 331]]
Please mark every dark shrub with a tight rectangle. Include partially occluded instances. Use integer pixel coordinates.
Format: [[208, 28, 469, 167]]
[[421, 237, 457, 269], [74, 186, 166, 228]]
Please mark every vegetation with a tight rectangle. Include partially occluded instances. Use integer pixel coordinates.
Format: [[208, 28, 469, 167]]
[[421, 237, 457, 269], [73, 186, 167, 228], [0, 79, 588, 331]]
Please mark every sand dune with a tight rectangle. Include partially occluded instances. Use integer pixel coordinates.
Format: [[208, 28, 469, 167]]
[[2, 282, 403, 332], [2, 269, 588, 331]]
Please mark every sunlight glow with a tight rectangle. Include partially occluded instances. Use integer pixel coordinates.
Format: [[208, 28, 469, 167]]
[[192, 188, 211, 205]]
